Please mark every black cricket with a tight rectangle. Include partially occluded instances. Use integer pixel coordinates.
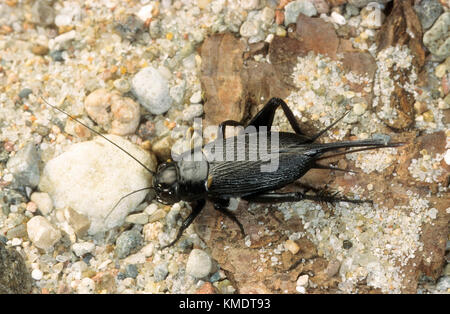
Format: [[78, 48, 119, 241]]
[[44, 97, 403, 248]]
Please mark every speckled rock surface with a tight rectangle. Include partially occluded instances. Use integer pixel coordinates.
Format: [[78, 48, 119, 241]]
[[0, 243, 32, 294]]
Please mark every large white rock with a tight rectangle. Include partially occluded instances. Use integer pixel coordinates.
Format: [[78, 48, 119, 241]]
[[39, 135, 156, 234]]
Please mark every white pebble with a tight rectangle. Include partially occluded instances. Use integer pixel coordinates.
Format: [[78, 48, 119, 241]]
[[77, 277, 95, 294], [27, 216, 61, 250], [30, 192, 54, 215], [137, 4, 154, 21], [296, 274, 309, 287], [72, 242, 96, 257], [31, 269, 43, 281], [331, 11, 346, 25], [186, 249, 213, 279], [296, 286, 306, 294], [189, 91, 202, 104], [131, 67, 172, 115]]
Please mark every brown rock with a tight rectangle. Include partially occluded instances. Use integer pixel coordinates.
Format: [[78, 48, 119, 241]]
[[195, 282, 217, 294], [268, 35, 309, 89], [200, 33, 248, 126], [294, 14, 339, 59]]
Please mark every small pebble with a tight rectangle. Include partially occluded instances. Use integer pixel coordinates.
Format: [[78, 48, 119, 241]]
[[360, 4, 385, 29], [77, 277, 95, 294], [27, 216, 61, 250], [182, 104, 203, 121], [148, 209, 167, 223], [189, 91, 202, 104], [125, 213, 149, 225], [19, 88, 33, 99], [6, 143, 40, 188], [131, 67, 172, 115], [115, 230, 143, 259], [331, 11, 346, 25], [30, 192, 53, 215], [49, 50, 65, 62], [31, 269, 43, 281], [72, 242, 96, 257], [31, 0, 55, 26], [435, 63, 447, 78], [284, 239, 300, 254], [296, 274, 309, 287], [31, 44, 49, 56], [125, 264, 139, 279], [153, 262, 169, 282], [343, 240, 353, 249], [114, 14, 145, 42], [436, 276, 450, 291], [284, 0, 317, 26], [186, 249, 213, 279]]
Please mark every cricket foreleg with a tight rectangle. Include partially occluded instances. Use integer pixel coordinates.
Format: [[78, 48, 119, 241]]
[[160, 199, 206, 249]]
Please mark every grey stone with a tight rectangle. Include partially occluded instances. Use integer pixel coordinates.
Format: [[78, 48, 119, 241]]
[[284, 0, 317, 26], [125, 264, 139, 279], [414, 0, 443, 30], [6, 143, 40, 188], [0, 242, 32, 293], [423, 12, 450, 59], [115, 230, 143, 259], [153, 262, 169, 282]]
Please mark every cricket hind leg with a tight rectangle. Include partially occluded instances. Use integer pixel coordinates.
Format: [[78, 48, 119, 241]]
[[160, 199, 206, 249], [212, 198, 245, 237], [247, 97, 309, 137]]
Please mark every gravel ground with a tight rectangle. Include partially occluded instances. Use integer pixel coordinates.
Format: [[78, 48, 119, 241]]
[[0, 0, 449, 294]]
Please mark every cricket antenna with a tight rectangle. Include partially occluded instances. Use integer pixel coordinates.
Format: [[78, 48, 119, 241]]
[[41, 97, 156, 176]]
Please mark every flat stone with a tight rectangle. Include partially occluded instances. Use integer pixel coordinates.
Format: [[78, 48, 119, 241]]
[[200, 33, 248, 126], [295, 14, 339, 59]]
